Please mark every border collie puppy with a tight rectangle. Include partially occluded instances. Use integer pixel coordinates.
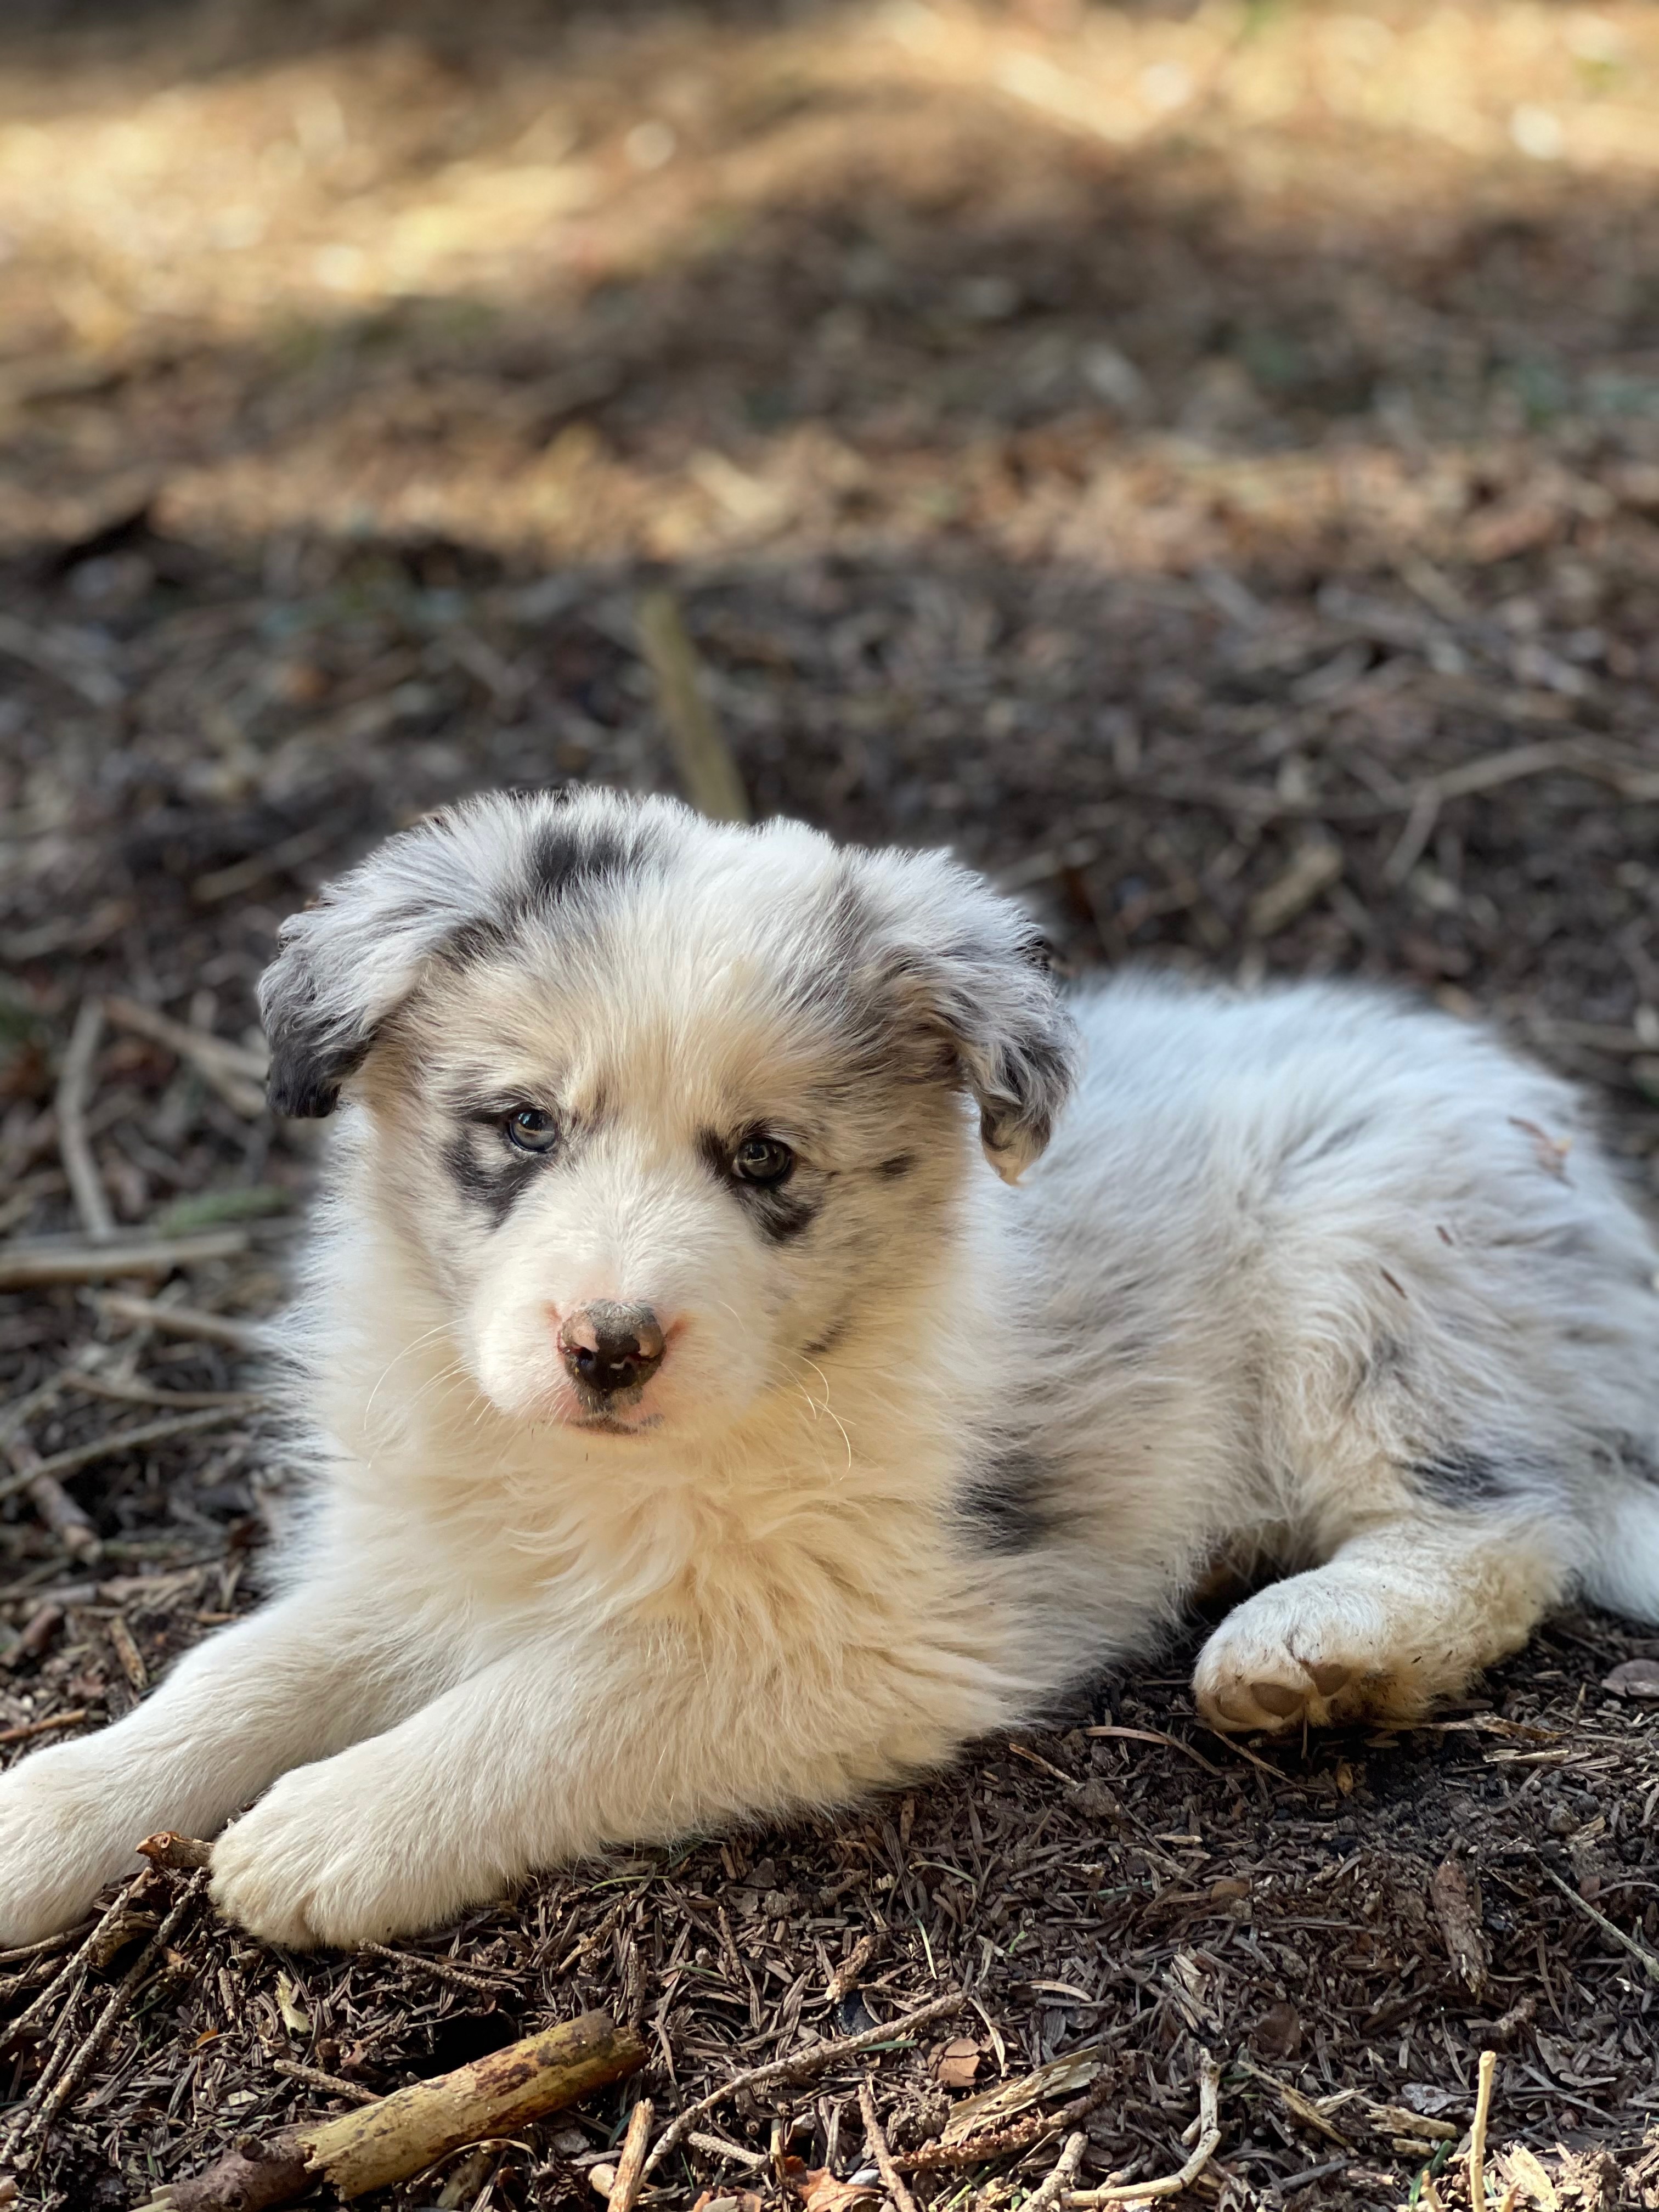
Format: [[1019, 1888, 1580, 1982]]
[[2, 789, 1656, 1947]]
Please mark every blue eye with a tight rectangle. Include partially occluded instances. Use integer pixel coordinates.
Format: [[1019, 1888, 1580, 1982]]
[[505, 1108, 558, 1154], [732, 1136, 794, 1186]]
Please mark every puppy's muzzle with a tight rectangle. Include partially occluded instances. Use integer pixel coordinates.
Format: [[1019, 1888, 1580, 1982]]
[[557, 1302, 666, 1399]]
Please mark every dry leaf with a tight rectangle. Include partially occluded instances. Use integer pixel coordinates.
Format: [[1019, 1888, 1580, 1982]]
[[274, 1971, 311, 2036], [1601, 1658, 1659, 1700], [791, 2169, 882, 2212], [1429, 1858, 1489, 1997], [933, 2036, 981, 2089], [1250, 2000, 1302, 2060], [1497, 2143, 1561, 2210]]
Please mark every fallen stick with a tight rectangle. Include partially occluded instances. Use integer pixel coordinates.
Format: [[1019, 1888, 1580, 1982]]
[[607, 2097, 656, 2212], [635, 589, 750, 824], [0, 1230, 249, 1290], [1538, 1863, 1659, 1987], [857, 2076, 919, 2212], [641, 1988, 965, 2176], [0, 1404, 248, 1504], [145, 2010, 647, 2210], [1228, 2053, 1348, 2147], [899, 2069, 1115, 2171], [360, 1938, 520, 1994], [0, 1707, 87, 1746], [1, 1435, 101, 1564], [271, 2058, 379, 2106], [102, 995, 269, 1118], [1084, 1725, 1222, 1778], [1066, 2052, 1219, 2205], [686, 2130, 768, 2170], [57, 1002, 116, 1243], [91, 1290, 267, 1353], [1028, 2131, 1090, 2212], [1467, 2050, 1496, 2212], [72, 1372, 264, 1412]]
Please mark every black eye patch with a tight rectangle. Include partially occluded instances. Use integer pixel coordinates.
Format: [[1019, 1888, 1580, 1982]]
[[443, 1102, 563, 1226]]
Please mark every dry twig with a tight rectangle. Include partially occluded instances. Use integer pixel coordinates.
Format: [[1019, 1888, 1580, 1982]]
[[0, 1230, 249, 1289], [857, 2076, 919, 2212], [642, 1989, 966, 2176], [0, 1708, 87, 1746], [102, 994, 268, 1118], [900, 2071, 1115, 2172], [1066, 2052, 1220, 2205], [635, 589, 749, 823], [1229, 2055, 1348, 2147], [1084, 1726, 1222, 1776], [271, 2059, 380, 2106], [1538, 1863, 1659, 1985], [0, 1433, 101, 1564], [1028, 2132, 1090, 2212], [9, 1873, 205, 2155], [135, 1833, 214, 1871], [91, 1290, 266, 1353], [56, 1002, 115, 1243], [1468, 2050, 1496, 2210], [0, 1403, 248, 1504], [607, 2097, 656, 2212]]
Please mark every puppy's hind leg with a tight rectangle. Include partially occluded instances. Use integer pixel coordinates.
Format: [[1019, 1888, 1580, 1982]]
[[1193, 1517, 1564, 1734]]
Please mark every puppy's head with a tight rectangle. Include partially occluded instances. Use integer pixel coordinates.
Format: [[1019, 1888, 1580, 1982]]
[[261, 790, 1075, 1441]]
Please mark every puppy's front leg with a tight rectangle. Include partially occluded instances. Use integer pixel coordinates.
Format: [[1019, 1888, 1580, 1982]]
[[0, 1590, 426, 1943], [212, 1629, 888, 1948], [210, 1641, 599, 1948]]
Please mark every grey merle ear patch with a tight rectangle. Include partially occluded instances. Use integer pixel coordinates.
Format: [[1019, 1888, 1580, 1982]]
[[257, 788, 673, 1118], [262, 983, 374, 1120], [857, 862, 1079, 1183]]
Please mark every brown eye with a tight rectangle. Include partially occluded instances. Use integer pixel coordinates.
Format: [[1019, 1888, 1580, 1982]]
[[505, 1108, 558, 1154], [732, 1136, 794, 1186]]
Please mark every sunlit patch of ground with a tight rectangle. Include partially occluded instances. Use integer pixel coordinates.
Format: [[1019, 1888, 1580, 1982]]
[[1, 0, 1658, 567]]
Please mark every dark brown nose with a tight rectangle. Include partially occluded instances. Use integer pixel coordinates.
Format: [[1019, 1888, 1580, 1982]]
[[558, 1302, 665, 1398]]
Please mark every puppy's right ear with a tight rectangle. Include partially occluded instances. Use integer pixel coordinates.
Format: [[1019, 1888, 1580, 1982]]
[[258, 806, 499, 1117], [260, 787, 665, 1116]]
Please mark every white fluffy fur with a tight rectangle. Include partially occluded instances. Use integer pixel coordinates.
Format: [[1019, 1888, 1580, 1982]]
[[2, 789, 1657, 1949]]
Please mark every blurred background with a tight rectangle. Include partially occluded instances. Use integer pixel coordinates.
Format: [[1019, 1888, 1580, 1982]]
[[3, 0, 1658, 1076], [2, 4, 1659, 2200]]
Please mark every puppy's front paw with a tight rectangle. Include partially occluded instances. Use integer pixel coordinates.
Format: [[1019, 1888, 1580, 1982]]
[[1193, 1577, 1427, 1734], [0, 1746, 140, 1942], [212, 1756, 496, 1948]]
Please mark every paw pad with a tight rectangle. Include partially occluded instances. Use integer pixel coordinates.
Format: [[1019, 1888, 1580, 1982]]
[[1249, 1680, 1305, 1718]]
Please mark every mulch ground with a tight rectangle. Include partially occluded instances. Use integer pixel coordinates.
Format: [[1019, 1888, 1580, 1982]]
[[2, 0, 1659, 2205]]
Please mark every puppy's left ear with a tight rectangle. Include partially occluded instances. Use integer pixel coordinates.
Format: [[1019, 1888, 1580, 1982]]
[[867, 856, 1080, 1182]]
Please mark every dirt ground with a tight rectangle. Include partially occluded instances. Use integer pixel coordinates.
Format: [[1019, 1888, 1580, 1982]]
[[2, 0, 1659, 2205]]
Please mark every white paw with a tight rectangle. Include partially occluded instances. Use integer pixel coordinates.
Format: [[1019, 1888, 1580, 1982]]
[[211, 1754, 494, 1949], [0, 1743, 145, 1942], [1193, 1573, 1431, 1734]]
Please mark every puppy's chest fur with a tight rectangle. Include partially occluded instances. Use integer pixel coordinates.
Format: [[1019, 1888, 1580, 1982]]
[[314, 1314, 1020, 1675]]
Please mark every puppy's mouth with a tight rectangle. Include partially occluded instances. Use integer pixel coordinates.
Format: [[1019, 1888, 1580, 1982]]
[[572, 1409, 662, 1437]]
